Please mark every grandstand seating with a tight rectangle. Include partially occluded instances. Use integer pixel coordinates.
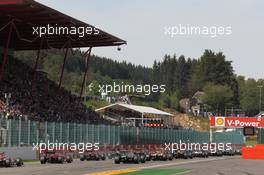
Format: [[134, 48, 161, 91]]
[[0, 55, 111, 124]]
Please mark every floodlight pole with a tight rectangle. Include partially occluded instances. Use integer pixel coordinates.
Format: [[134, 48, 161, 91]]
[[0, 23, 13, 81], [79, 47, 92, 100]]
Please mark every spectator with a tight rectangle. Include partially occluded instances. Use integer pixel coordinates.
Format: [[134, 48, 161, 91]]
[[0, 55, 114, 124]]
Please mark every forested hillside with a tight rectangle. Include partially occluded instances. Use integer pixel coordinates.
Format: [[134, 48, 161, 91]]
[[15, 49, 264, 116]]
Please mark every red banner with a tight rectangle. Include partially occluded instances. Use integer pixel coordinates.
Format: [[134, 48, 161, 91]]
[[210, 116, 264, 128]]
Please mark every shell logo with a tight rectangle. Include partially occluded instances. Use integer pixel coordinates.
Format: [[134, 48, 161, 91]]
[[215, 117, 225, 127]]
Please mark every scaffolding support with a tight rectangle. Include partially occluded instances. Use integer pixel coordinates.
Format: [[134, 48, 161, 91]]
[[32, 37, 44, 89], [59, 41, 70, 88], [0, 22, 13, 81], [79, 47, 92, 99]]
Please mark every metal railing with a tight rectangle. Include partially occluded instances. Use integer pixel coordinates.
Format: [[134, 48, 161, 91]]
[[0, 118, 244, 147]]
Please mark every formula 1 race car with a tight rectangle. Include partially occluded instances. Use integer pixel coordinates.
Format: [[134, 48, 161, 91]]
[[223, 149, 235, 156], [234, 149, 242, 155], [150, 151, 173, 161], [144, 151, 151, 161], [173, 150, 193, 159], [193, 150, 209, 158], [134, 152, 147, 163], [0, 152, 23, 167], [107, 151, 119, 159], [114, 151, 143, 164], [40, 150, 73, 164], [80, 151, 106, 161], [208, 150, 223, 157]]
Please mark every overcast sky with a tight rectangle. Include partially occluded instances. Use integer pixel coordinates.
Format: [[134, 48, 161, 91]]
[[37, 0, 264, 79]]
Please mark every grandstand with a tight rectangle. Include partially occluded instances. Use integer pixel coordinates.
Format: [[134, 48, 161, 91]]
[[0, 0, 126, 123], [0, 56, 107, 123]]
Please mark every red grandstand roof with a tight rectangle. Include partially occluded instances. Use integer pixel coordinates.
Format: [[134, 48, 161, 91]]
[[0, 0, 126, 50]]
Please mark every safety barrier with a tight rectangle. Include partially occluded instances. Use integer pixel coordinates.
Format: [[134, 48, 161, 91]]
[[212, 130, 245, 145], [0, 118, 244, 147]]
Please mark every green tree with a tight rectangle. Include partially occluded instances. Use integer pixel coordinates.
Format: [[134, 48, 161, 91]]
[[202, 83, 234, 115], [191, 50, 235, 89], [238, 78, 264, 116], [159, 93, 179, 110], [88, 80, 101, 96]]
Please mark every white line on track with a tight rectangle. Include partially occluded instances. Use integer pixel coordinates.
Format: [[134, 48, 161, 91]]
[[85, 158, 229, 175], [140, 157, 227, 170]]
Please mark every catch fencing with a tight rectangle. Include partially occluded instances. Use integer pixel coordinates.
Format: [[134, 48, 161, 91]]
[[0, 118, 244, 147], [212, 130, 245, 147]]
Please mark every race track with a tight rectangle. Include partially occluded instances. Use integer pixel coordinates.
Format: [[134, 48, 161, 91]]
[[0, 156, 263, 175]]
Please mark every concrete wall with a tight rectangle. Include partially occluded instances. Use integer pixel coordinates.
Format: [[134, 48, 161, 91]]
[[0, 147, 37, 160]]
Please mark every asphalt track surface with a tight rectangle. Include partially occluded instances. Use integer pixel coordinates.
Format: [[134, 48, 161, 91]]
[[0, 156, 263, 175]]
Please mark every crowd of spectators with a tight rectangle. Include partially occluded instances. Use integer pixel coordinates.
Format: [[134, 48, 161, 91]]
[[0, 99, 23, 119], [0, 55, 112, 124]]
